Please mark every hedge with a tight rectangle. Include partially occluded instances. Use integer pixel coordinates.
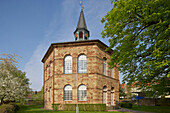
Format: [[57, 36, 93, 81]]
[[52, 104, 60, 111], [52, 104, 106, 111], [0, 103, 20, 113], [119, 102, 132, 108]]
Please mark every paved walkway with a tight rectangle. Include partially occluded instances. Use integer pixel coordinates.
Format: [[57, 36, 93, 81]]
[[108, 108, 155, 113]]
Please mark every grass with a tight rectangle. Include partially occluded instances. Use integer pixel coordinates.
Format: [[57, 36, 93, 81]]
[[17, 104, 124, 113], [130, 105, 170, 113]]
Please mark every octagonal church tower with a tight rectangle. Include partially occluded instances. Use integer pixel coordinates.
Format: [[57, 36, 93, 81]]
[[42, 5, 119, 111]]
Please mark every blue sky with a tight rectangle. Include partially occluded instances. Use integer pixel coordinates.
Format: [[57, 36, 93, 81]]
[[0, 0, 122, 91]]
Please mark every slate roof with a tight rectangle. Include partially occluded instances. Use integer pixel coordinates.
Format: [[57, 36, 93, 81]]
[[74, 8, 89, 35], [76, 9, 87, 30]]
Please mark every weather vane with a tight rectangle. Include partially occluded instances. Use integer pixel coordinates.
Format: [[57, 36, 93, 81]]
[[80, 1, 84, 10]]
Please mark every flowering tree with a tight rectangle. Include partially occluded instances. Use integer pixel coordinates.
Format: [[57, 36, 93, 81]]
[[0, 54, 30, 104]]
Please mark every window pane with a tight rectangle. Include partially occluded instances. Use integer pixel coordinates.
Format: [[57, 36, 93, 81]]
[[103, 86, 107, 104], [103, 92, 106, 104], [50, 88, 52, 102], [111, 93, 114, 105], [47, 67, 49, 79], [78, 55, 87, 73], [78, 85, 87, 101], [64, 56, 72, 74], [103, 59, 106, 75], [50, 63, 52, 77], [79, 32, 83, 38], [64, 85, 72, 101]]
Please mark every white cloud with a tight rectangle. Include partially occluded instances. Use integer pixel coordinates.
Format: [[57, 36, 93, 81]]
[[24, 42, 48, 91]]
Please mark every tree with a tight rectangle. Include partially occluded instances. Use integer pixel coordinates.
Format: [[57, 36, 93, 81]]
[[119, 82, 126, 99], [0, 54, 30, 104], [31, 86, 43, 101], [101, 0, 170, 97]]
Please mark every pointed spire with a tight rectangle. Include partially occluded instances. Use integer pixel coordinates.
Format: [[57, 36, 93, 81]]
[[74, 1, 90, 41], [76, 9, 87, 30]]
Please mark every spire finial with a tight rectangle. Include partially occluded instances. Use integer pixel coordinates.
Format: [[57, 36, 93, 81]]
[[80, 1, 84, 11]]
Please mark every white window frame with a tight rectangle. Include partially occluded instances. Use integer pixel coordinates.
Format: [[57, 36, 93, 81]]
[[103, 86, 107, 104], [103, 58, 106, 75], [64, 85, 72, 101], [78, 85, 87, 101], [50, 87, 52, 102], [50, 63, 52, 77], [47, 66, 49, 79], [64, 56, 72, 74], [111, 87, 114, 105], [78, 55, 87, 73]]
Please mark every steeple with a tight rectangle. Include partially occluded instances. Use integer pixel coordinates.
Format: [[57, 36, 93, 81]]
[[74, 2, 90, 41]]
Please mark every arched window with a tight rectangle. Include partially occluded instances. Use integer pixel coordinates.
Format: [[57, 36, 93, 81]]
[[64, 55, 72, 74], [50, 87, 52, 102], [103, 58, 106, 75], [110, 68, 114, 78], [103, 86, 107, 104], [50, 63, 53, 77], [64, 85, 72, 101], [79, 32, 83, 39], [110, 68, 115, 78], [46, 89, 48, 101], [78, 85, 87, 101], [78, 55, 87, 73], [47, 66, 49, 79], [111, 87, 114, 105]]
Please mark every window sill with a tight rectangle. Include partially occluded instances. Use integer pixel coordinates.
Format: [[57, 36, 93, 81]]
[[78, 100, 87, 102]]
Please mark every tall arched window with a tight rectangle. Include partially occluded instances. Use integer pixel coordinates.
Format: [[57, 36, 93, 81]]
[[79, 32, 83, 39], [110, 68, 114, 78], [110, 68, 113, 78], [78, 85, 87, 101], [46, 89, 48, 101], [111, 87, 114, 105], [64, 85, 72, 101], [47, 66, 49, 79], [64, 55, 72, 74], [103, 58, 106, 75], [50, 63, 52, 77], [50, 87, 52, 102], [103, 86, 107, 104], [78, 55, 87, 73]]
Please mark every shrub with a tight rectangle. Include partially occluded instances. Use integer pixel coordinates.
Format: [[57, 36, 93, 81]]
[[0, 103, 20, 113], [52, 104, 60, 111], [119, 102, 132, 108]]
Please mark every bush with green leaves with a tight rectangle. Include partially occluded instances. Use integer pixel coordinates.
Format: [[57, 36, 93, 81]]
[[52, 104, 106, 111], [119, 102, 132, 108], [0, 103, 20, 113]]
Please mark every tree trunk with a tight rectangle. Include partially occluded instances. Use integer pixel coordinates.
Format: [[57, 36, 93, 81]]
[[0, 97, 4, 105]]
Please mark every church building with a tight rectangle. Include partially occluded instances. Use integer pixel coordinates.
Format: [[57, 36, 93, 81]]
[[42, 5, 119, 110]]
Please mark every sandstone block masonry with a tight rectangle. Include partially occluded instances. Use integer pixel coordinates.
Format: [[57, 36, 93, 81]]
[[42, 40, 119, 110]]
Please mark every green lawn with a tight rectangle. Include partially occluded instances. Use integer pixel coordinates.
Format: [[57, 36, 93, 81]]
[[17, 104, 124, 113], [130, 105, 170, 113]]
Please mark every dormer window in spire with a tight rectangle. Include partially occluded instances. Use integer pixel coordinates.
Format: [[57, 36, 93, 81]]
[[79, 32, 83, 39]]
